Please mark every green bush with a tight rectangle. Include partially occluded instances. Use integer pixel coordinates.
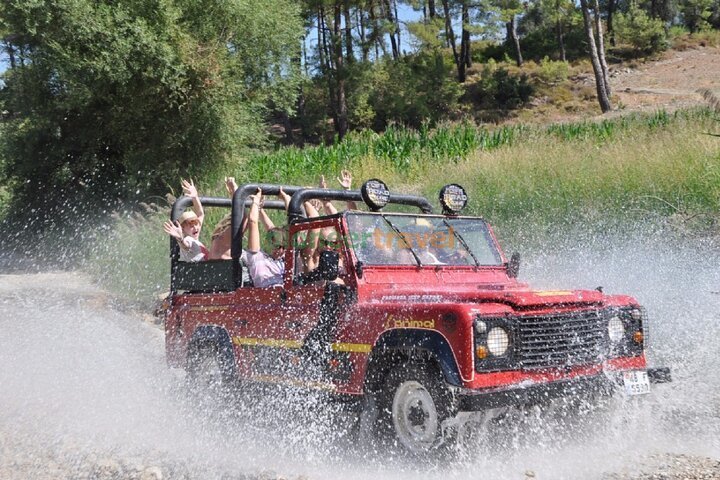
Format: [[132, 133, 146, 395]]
[[476, 65, 534, 109], [368, 51, 463, 130], [614, 2, 669, 53], [536, 57, 570, 84]]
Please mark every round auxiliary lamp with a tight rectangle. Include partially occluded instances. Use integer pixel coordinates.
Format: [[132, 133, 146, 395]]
[[439, 184, 468, 215], [361, 179, 391, 211]]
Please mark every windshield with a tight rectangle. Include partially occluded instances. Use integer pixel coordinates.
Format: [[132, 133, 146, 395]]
[[345, 213, 503, 266]]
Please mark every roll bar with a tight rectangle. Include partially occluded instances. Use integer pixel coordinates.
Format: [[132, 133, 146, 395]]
[[287, 188, 433, 223]]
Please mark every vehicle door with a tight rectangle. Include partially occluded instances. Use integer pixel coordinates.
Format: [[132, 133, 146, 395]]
[[277, 219, 355, 379]]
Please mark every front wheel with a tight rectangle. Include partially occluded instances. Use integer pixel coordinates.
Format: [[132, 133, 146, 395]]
[[380, 363, 459, 456]]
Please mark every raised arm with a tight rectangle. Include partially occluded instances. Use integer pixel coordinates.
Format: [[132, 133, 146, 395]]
[[278, 186, 291, 212], [182, 179, 204, 225], [225, 176, 238, 198], [337, 170, 358, 210], [300, 199, 322, 272], [247, 188, 263, 253], [163, 220, 190, 250], [258, 195, 276, 231]]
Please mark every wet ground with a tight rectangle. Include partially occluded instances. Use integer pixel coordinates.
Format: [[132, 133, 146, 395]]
[[0, 231, 719, 479]]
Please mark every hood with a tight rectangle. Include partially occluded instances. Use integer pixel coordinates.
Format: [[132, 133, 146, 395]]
[[484, 287, 605, 309]]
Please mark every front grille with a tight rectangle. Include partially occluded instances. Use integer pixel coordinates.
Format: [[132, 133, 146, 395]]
[[515, 310, 608, 369]]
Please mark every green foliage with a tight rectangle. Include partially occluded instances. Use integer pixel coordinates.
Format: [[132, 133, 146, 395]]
[[368, 51, 463, 130], [0, 0, 303, 227], [545, 109, 681, 141], [244, 122, 524, 183], [516, 0, 586, 61], [474, 63, 534, 109], [668, 25, 720, 47], [614, 1, 670, 53], [298, 50, 463, 136], [678, 0, 715, 32], [536, 57, 570, 83], [405, 17, 446, 49]]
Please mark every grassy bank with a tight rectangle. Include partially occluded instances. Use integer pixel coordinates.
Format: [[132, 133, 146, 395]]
[[88, 108, 720, 307], [239, 108, 718, 232]]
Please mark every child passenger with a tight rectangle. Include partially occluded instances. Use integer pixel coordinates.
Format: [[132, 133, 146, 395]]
[[163, 179, 208, 262]]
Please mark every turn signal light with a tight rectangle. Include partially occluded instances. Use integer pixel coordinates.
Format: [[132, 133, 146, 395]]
[[633, 331, 644, 344], [476, 345, 488, 359]]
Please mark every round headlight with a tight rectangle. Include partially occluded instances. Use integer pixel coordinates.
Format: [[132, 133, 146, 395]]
[[487, 327, 510, 356], [608, 316, 625, 343]]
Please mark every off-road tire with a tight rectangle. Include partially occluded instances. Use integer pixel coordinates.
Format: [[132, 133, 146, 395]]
[[377, 362, 459, 457]]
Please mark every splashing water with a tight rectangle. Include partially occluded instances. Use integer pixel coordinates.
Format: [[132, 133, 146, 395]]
[[0, 230, 718, 479]]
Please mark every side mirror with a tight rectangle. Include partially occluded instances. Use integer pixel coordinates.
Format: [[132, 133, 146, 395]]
[[507, 252, 521, 278], [317, 250, 339, 281]]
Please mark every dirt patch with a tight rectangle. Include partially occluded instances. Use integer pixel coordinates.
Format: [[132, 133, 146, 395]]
[[610, 47, 720, 113]]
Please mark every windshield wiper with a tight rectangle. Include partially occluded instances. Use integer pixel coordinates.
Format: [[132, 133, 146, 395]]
[[443, 219, 480, 267], [381, 215, 422, 267]]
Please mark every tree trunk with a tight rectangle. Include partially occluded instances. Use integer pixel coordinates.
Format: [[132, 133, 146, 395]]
[[317, 12, 325, 71], [428, 0, 437, 18], [333, 3, 348, 139], [6, 42, 16, 69], [383, 0, 399, 59], [393, 0, 402, 54], [556, 19, 566, 61], [607, 0, 616, 46], [358, 8, 369, 61], [344, 0, 354, 63], [461, 0, 471, 68], [441, 0, 459, 65], [593, 0, 611, 97], [580, 0, 612, 112], [368, 1, 387, 58], [555, 0, 566, 61], [506, 16, 523, 67]]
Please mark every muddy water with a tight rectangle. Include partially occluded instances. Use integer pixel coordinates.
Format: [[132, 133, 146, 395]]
[[0, 233, 718, 479]]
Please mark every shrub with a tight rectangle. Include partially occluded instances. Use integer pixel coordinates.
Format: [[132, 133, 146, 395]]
[[536, 57, 570, 84], [368, 51, 463, 130], [614, 1, 669, 54], [476, 65, 535, 109]]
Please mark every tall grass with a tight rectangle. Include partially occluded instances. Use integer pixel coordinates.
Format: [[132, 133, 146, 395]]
[[242, 122, 526, 185], [84, 206, 169, 309]]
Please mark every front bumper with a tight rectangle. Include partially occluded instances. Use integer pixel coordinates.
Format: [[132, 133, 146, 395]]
[[457, 366, 671, 411]]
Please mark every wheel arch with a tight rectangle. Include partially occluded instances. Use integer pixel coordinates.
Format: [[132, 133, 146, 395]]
[[364, 329, 462, 393], [187, 324, 235, 372]]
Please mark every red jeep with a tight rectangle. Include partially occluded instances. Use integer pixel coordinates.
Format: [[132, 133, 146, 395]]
[[164, 180, 670, 454]]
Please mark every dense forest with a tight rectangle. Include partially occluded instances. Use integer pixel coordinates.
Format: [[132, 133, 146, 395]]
[[0, 0, 719, 231]]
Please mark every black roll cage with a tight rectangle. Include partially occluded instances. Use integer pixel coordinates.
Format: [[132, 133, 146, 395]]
[[169, 183, 433, 291]]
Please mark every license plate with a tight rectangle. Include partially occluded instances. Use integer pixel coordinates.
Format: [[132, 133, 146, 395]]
[[623, 370, 651, 396]]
